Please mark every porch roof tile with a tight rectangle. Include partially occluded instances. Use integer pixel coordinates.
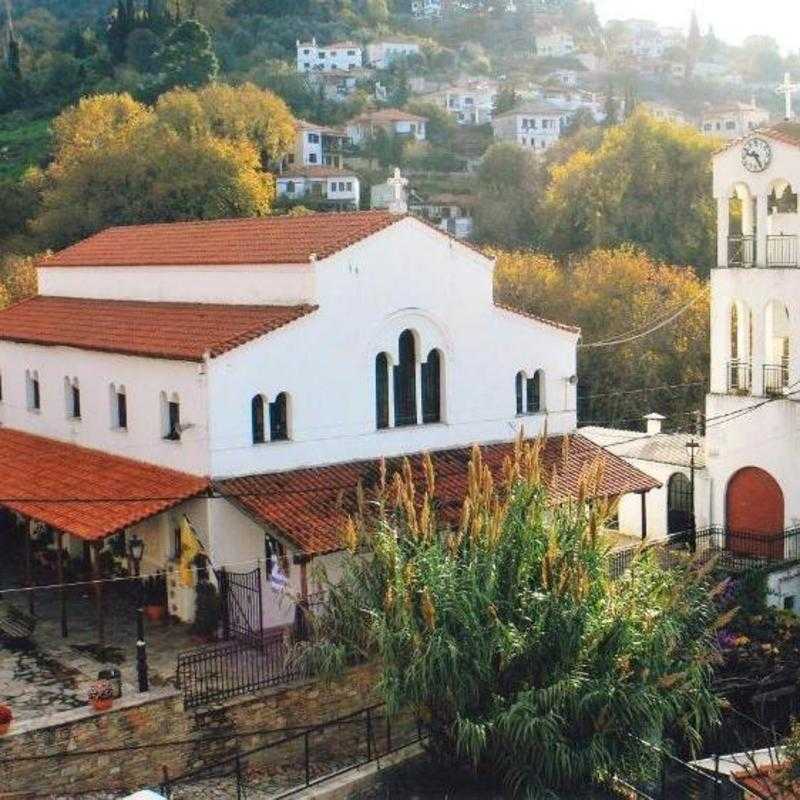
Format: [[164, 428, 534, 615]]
[[0, 428, 209, 540], [215, 434, 660, 556]]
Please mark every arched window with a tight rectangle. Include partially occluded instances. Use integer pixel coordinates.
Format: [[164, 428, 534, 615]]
[[515, 371, 525, 414], [422, 349, 442, 424], [394, 329, 417, 427], [526, 370, 543, 413], [764, 300, 790, 394], [269, 392, 289, 441], [728, 301, 753, 393], [667, 473, 694, 535], [252, 395, 266, 444], [375, 353, 390, 430]]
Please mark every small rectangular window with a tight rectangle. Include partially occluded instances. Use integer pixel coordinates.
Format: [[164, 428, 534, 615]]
[[32, 377, 40, 410], [308, 153, 318, 163], [117, 392, 127, 429]]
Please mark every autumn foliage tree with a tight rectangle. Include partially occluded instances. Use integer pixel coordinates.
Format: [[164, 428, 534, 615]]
[[494, 246, 710, 428], [545, 111, 718, 273], [28, 84, 296, 249]]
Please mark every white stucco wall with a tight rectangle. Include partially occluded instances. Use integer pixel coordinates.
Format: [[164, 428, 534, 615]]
[[38, 264, 317, 306], [206, 217, 578, 477], [0, 343, 211, 474]]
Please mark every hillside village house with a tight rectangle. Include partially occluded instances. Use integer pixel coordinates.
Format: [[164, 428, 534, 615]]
[[411, 0, 442, 19], [276, 166, 361, 210], [432, 80, 499, 126], [408, 193, 475, 240], [365, 40, 421, 69], [492, 102, 562, 152], [535, 28, 576, 59], [296, 38, 362, 73], [707, 120, 800, 608], [0, 209, 658, 645], [700, 102, 771, 140], [641, 102, 689, 126], [287, 119, 347, 169], [306, 69, 371, 103], [345, 108, 428, 145]]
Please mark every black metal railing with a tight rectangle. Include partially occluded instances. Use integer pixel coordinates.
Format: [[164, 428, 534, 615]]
[[158, 703, 424, 799], [763, 363, 789, 396], [726, 360, 752, 394], [728, 236, 755, 267], [767, 234, 799, 267], [176, 631, 302, 709], [609, 526, 800, 579]]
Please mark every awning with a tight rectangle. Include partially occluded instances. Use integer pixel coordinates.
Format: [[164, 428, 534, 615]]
[[216, 434, 661, 557], [0, 428, 209, 540]]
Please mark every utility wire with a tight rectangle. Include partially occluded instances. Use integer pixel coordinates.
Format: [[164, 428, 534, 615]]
[[579, 287, 709, 349]]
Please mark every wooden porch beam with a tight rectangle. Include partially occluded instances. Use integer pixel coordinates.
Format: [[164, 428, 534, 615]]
[[91, 541, 105, 648], [25, 519, 34, 615], [56, 531, 68, 638], [640, 492, 648, 541]]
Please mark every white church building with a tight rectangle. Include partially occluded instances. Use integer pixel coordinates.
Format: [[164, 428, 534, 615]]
[[0, 209, 658, 635]]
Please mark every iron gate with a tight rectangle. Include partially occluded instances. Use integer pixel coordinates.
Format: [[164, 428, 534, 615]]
[[216, 566, 264, 646]]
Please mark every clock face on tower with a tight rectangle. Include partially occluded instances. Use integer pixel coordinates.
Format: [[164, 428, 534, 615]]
[[742, 137, 772, 173]]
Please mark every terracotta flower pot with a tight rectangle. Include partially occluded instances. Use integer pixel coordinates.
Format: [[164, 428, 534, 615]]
[[0, 721, 10, 735], [91, 698, 113, 712], [144, 605, 165, 623]]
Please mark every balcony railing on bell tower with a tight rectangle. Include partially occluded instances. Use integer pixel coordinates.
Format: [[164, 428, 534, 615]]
[[763, 363, 790, 396], [727, 360, 752, 394]]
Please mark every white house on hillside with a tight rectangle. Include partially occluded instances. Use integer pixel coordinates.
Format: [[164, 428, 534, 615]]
[[0, 210, 657, 636], [434, 80, 499, 126], [366, 40, 421, 69], [411, 0, 442, 18], [535, 29, 576, 59], [276, 166, 361, 210], [707, 120, 800, 608], [346, 108, 428, 145], [492, 102, 562, 152], [296, 38, 363, 73], [700, 102, 771, 140], [288, 119, 348, 169]]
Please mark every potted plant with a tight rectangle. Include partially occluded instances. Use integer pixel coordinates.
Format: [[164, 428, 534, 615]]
[[0, 704, 12, 735], [143, 572, 167, 622], [87, 679, 114, 712]]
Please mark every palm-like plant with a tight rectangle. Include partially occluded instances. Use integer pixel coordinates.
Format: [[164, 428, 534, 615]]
[[299, 437, 721, 799]]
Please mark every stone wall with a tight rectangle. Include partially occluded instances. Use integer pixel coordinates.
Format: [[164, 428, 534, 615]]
[[0, 662, 380, 798]]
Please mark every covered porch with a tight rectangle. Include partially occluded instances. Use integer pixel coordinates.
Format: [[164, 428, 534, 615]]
[[0, 427, 210, 720]]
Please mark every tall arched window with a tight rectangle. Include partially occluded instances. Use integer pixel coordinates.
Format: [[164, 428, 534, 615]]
[[421, 349, 442, 424], [667, 473, 694, 535], [394, 329, 417, 427], [252, 395, 266, 444], [765, 300, 790, 394], [515, 371, 525, 414], [526, 370, 543, 413], [375, 353, 390, 430], [269, 392, 289, 441]]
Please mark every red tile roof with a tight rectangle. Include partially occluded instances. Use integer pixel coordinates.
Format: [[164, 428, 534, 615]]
[[279, 166, 357, 179], [216, 435, 659, 556], [0, 428, 209, 540], [350, 108, 429, 125], [0, 296, 316, 361], [40, 211, 401, 268]]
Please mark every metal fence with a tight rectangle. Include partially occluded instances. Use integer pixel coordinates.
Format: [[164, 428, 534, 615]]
[[176, 630, 303, 709], [608, 526, 800, 580], [158, 703, 423, 799]]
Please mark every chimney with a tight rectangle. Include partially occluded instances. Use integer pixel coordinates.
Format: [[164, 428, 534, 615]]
[[644, 412, 666, 435]]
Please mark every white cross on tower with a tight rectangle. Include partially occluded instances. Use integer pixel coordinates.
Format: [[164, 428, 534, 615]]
[[776, 72, 800, 121]]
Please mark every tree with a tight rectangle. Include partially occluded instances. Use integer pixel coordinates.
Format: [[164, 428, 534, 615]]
[[473, 143, 545, 248], [493, 247, 710, 427], [30, 90, 277, 249], [155, 82, 296, 165], [299, 442, 721, 798], [159, 19, 219, 89], [544, 110, 717, 270], [6, 26, 21, 80], [126, 27, 163, 72], [493, 85, 519, 116], [0, 253, 37, 306], [686, 10, 701, 79], [602, 82, 618, 126]]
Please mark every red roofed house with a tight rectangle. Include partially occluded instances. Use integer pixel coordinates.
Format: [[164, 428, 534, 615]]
[[0, 209, 658, 643]]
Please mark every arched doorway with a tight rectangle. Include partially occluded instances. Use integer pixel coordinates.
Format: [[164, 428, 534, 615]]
[[726, 467, 784, 559], [667, 473, 694, 535]]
